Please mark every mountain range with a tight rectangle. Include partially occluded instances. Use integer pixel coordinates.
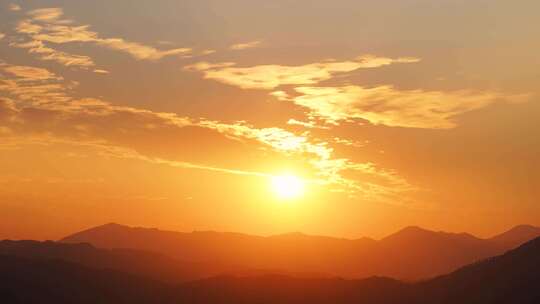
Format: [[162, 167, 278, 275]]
[[1, 235, 539, 304], [60, 223, 540, 280]]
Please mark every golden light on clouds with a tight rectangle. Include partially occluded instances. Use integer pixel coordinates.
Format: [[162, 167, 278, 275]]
[[230, 40, 263, 50], [291, 85, 527, 129], [185, 55, 420, 89], [11, 7, 193, 71], [8, 3, 21, 11]]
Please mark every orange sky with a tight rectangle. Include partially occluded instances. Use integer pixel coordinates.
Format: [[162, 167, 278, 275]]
[[1, 0, 539, 240]]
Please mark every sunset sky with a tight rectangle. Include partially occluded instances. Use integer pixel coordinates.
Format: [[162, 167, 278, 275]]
[[1, 0, 539, 240]]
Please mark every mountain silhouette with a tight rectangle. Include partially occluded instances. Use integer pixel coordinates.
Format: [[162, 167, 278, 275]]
[[0, 240, 326, 283], [415, 235, 540, 303], [1, 236, 539, 303], [0, 240, 253, 283], [0, 254, 171, 304], [60, 223, 540, 280], [488, 224, 540, 249]]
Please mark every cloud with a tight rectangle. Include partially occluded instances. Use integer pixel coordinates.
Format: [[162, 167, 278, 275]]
[[310, 158, 415, 202], [13, 7, 193, 65], [1, 64, 61, 81], [0, 62, 73, 104], [332, 137, 366, 148], [0, 135, 269, 179], [28, 8, 64, 22], [8, 3, 21, 11], [0, 98, 19, 121], [200, 49, 216, 56], [0, 61, 414, 202], [185, 55, 420, 89], [0, 33, 5, 40], [291, 85, 528, 129], [270, 90, 290, 100], [0, 58, 416, 199], [11, 34, 96, 68], [97, 38, 191, 60], [286, 119, 324, 129], [230, 40, 263, 50], [184, 61, 235, 71], [15, 20, 43, 34], [187, 52, 528, 130], [197, 119, 414, 200]]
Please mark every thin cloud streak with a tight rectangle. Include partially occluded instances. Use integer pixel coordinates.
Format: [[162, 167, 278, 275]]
[[185, 55, 420, 89], [230, 40, 263, 50], [10, 37, 96, 68], [8, 3, 21, 11]]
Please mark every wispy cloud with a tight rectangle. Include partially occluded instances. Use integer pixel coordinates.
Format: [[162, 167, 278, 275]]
[[22, 7, 192, 60], [10, 7, 193, 70], [230, 40, 263, 50], [0, 98, 19, 122], [15, 19, 42, 34], [186, 53, 528, 129], [8, 3, 21, 11], [0, 61, 73, 104], [291, 85, 529, 129], [28, 7, 64, 22], [286, 118, 327, 129], [0, 33, 5, 40], [200, 49, 216, 56], [185, 55, 419, 89], [97, 38, 191, 60], [11, 33, 96, 68], [197, 119, 415, 200], [2, 64, 61, 81]]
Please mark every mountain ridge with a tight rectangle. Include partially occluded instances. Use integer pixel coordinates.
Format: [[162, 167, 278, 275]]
[[59, 223, 540, 280], [2, 236, 540, 304]]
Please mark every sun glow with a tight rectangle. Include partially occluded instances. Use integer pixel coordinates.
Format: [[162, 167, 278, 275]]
[[271, 174, 305, 200]]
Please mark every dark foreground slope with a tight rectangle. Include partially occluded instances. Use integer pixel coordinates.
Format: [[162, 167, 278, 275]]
[[0, 255, 172, 304], [1, 237, 540, 304], [416, 235, 540, 304], [176, 237, 540, 304], [0, 254, 410, 304], [61, 223, 540, 280]]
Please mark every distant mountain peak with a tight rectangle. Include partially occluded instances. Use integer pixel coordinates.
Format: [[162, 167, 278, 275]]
[[489, 224, 540, 249], [398, 226, 431, 233], [507, 224, 539, 232], [100, 222, 126, 229], [381, 226, 435, 241]]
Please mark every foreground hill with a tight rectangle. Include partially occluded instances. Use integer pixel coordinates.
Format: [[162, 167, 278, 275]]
[[0, 255, 171, 304], [61, 223, 540, 280], [416, 235, 540, 303], [177, 237, 540, 304], [1, 237, 540, 304]]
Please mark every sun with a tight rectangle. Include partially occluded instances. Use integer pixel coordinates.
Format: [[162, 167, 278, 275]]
[[270, 174, 305, 200]]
